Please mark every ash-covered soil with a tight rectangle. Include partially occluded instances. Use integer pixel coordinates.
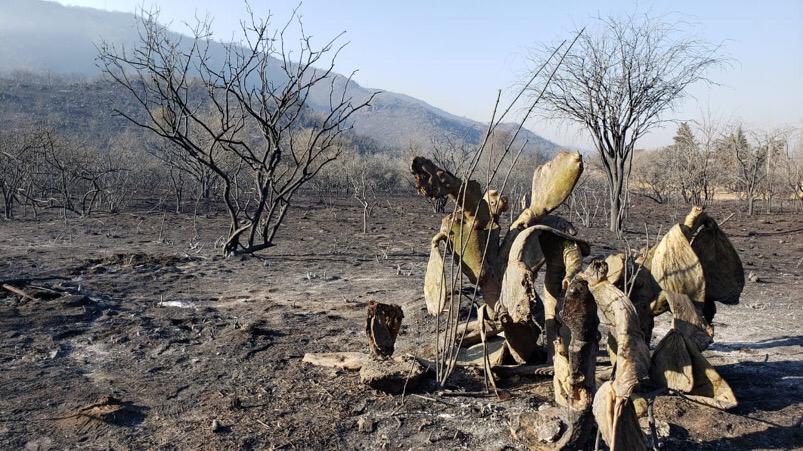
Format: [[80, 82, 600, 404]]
[[1, 196, 801, 450]]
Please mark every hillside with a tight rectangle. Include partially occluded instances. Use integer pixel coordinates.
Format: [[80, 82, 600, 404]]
[[0, 0, 557, 155]]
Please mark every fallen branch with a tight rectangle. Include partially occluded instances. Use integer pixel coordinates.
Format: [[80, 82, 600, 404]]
[[1, 284, 37, 301], [302, 352, 366, 370], [718, 212, 735, 227], [436, 390, 498, 398]]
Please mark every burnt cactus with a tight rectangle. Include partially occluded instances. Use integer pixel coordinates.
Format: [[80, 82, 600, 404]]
[[412, 151, 588, 364]]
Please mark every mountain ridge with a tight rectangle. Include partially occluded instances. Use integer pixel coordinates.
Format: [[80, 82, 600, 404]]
[[0, 0, 558, 155]]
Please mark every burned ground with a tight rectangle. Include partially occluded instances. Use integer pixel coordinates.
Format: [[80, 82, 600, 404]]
[[1, 197, 801, 450]]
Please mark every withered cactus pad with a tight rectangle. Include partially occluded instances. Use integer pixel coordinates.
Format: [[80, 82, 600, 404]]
[[410, 156, 461, 200], [527, 151, 584, 221], [661, 290, 713, 352], [592, 381, 648, 451], [582, 260, 650, 398], [414, 152, 590, 368], [650, 224, 706, 315], [500, 227, 545, 324], [365, 301, 404, 358], [423, 238, 447, 315], [685, 207, 745, 309], [651, 330, 737, 409]]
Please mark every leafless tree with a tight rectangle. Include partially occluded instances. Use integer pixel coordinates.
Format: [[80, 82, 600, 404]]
[[779, 131, 803, 210], [725, 126, 786, 216], [39, 134, 126, 218], [568, 170, 605, 226], [146, 135, 218, 213], [98, 5, 376, 255], [0, 128, 43, 219], [630, 148, 672, 204], [659, 118, 725, 205], [761, 128, 794, 213], [345, 156, 374, 234], [531, 13, 723, 233]]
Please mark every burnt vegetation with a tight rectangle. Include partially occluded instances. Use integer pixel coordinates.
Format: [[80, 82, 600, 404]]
[[1, 4, 802, 451]]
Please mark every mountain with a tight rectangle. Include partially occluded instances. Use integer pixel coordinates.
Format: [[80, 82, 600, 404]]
[[0, 0, 558, 155]]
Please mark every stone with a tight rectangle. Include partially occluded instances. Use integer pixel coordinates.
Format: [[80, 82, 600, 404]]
[[536, 417, 563, 442], [359, 355, 425, 394], [639, 417, 671, 438], [62, 294, 91, 307], [303, 352, 367, 370], [357, 417, 374, 433], [511, 409, 564, 444], [211, 419, 223, 433]]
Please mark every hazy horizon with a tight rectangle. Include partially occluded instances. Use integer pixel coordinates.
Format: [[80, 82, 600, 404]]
[[52, 0, 803, 150]]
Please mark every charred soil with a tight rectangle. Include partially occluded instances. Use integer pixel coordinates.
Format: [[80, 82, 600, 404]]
[[1, 197, 801, 450]]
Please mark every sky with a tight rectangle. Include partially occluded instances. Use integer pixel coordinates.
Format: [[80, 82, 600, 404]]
[[55, 0, 803, 150]]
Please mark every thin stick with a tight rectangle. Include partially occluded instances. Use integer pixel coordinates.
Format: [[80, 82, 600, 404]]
[[435, 27, 586, 386], [391, 358, 418, 414], [718, 212, 735, 227], [1, 284, 37, 301], [626, 223, 649, 299], [255, 419, 271, 429]]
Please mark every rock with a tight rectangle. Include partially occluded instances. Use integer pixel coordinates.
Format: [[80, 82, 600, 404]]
[[211, 419, 223, 433], [747, 272, 761, 283], [359, 355, 425, 394], [511, 409, 564, 444], [303, 352, 367, 370], [357, 416, 374, 433], [639, 417, 670, 438], [536, 417, 563, 442], [62, 294, 91, 307], [24, 437, 54, 450]]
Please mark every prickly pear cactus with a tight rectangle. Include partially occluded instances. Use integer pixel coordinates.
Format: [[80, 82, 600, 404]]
[[412, 151, 589, 364]]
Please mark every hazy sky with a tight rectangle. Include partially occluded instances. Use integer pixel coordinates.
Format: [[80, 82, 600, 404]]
[[55, 0, 803, 150]]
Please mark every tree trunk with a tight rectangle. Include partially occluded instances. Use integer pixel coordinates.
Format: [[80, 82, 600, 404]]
[[170, 170, 183, 214], [264, 200, 289, 245], [362, 202, 368, 234], [222, 180, 242, 255], [175, 189, 182, 214], [608, 173, 625, 233], [609, 196, 622, 232], [601, 147, 627, 234], [2, 188, 12, 219], [247, 182, 271, 249]]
